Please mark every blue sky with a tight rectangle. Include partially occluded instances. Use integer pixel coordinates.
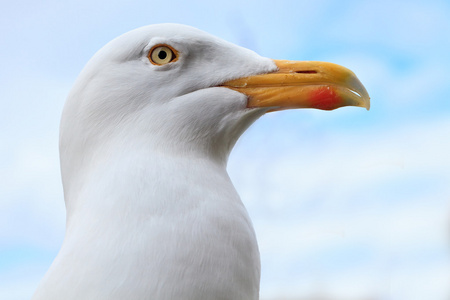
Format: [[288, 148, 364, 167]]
[[1, 0, 450, 299]]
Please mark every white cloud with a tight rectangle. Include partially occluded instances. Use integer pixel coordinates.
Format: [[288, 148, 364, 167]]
[[229, 115, 450, 299]]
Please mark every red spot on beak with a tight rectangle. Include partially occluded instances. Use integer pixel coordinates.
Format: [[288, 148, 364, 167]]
[[309, 86, 342, 110]]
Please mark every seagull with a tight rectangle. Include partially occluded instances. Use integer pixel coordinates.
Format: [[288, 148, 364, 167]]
[[33, 23, 369, 300]]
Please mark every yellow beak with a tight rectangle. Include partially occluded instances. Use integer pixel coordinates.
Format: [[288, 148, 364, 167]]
[[222, 60, 370, 112]]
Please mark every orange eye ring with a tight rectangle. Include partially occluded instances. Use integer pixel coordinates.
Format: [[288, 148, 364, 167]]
[[148, 44, 179, 65]]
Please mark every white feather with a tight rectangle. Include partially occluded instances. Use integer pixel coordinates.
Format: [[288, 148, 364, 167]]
[[33, 24, 277, 299]]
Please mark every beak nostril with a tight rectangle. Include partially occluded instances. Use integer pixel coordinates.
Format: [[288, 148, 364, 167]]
[[295, 70, 317, 74]]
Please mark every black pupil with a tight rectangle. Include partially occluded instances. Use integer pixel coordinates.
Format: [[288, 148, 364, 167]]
[[158, 50, 168, 60]]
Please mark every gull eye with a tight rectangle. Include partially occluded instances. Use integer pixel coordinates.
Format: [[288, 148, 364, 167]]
[[148, 45, 178, 65]]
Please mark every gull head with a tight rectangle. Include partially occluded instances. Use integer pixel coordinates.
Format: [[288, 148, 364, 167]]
[[60, 23, 369, 196]]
